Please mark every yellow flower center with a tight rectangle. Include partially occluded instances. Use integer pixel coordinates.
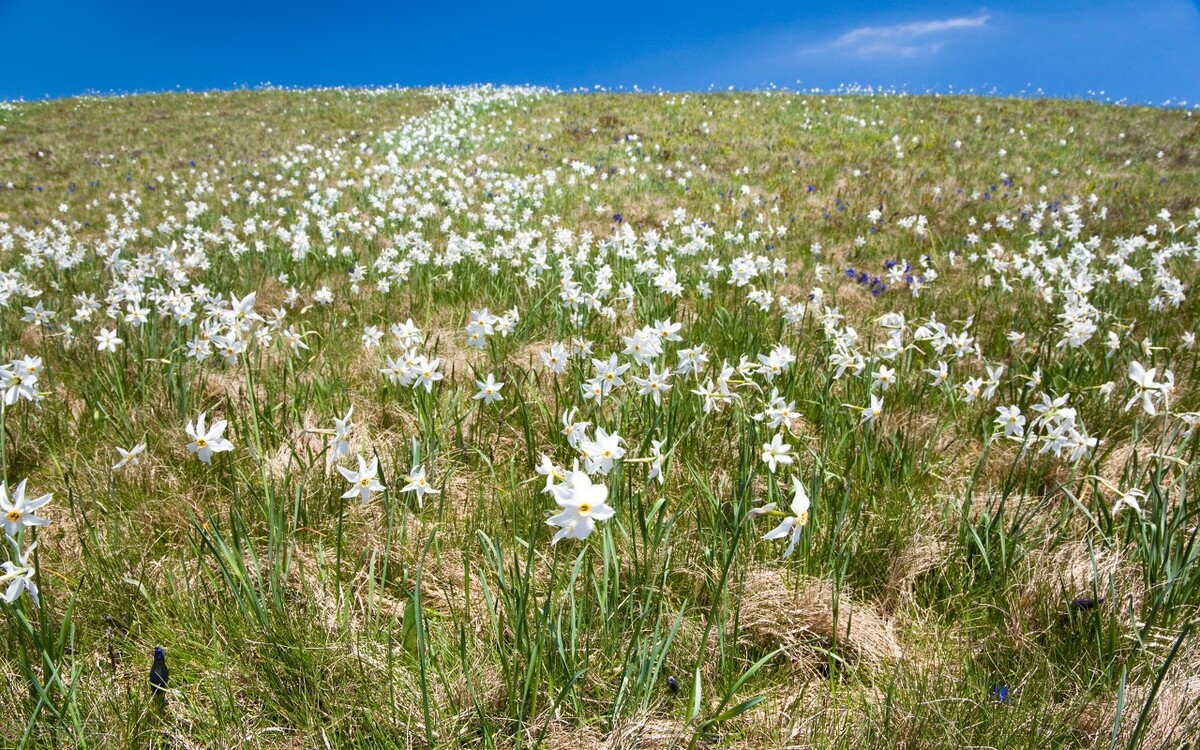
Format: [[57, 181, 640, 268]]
[[578, 503, 592, 515], [195, 438, 207, 448], [360, 478, 371, 487], [798, 511, 809, 526], [6, 509, 21, 523]]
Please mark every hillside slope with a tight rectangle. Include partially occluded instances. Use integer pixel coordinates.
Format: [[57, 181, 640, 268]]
[[0, 87, 1198, 748]]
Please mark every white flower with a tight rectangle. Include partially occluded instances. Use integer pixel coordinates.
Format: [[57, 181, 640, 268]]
[[0, 361, 39, 405], [1125, 361, 1161, 415], [1112, 488, 1146, 517], [632, 365, 672, 406], [761, 433, 793, 474], [582, 427, 625, 475], [415, 357, 444, 392], [995, 405, 1025, 439], [338, 455, 385, 505], [924, 361, 949, 387], [647, 439, 666, 486], [95, 328, 122, 353], [547, 462, 614, 544], [112, 443, 146, 471], [535, 454, 566, 494], [400, 466, 439, 508], [473, 374, 505, 406], [861, 393, 884, 425], [0, 480, 52, 538], [762, 476, 811, 559], [362, 326, 383, 350], [873, 365, 896, 391], [1, 536, 39, 607], [328, 406, 355, 466], [185, 412, 234, 464]]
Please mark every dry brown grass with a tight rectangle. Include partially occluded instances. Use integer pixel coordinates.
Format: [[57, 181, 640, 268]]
[[884, 533, 947, 611], [737, 568, 902, 671]]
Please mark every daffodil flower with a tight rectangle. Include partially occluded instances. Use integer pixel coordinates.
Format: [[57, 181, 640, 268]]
[[1112, 488, 1146, 517], [327, 406, 355, 466], [0, 479, 51, 538], [1, 536, 39, 607], [112, 443, 146, 471], [186, 412, 234, 464], [473, 374, 505, 405], [860, 393, 884, 425], [400, 466, 439, 508], [547, 462, 614, 544], [338, 455, 385, 505], [762, 476, 811, 559], [761, 432, 793, 473], [95, 328, 122, 353]]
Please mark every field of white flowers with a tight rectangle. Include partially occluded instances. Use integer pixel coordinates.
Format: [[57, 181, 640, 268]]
[[0, 85, 1198, 748]]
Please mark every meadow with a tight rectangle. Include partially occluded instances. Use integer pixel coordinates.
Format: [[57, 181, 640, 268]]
[[0, 85, 1198, 748]]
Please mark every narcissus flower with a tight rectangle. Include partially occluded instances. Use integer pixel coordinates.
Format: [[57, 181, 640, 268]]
[[547, 462, 614, 544], [860, 393, 884, 425], [474, 374, 505, 405], [328, 406, 355, 466], [338, 455, 385, 505], [1, 536, 39, 606], [762, 476, 811, 559], [1125, 361, 1170, 415], [995, 405, 1025, 439], [95, 328, 122, 352], [761, 432, 793, 473], [582, 427, 625, 475], [112, 443, 146, 471], [1, 479, 51, 538], [1112, 488, 1146, 517], [185, 412, 234, 464], [400, 466, 439, 507]]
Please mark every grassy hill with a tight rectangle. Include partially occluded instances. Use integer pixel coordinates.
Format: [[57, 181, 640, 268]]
[[0, 87, 1198, 748]]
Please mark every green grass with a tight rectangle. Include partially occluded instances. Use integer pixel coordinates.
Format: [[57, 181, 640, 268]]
[[0, 86, 1198, 748]]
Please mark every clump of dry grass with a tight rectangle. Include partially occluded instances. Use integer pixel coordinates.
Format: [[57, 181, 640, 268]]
[[526, 715, 687, 750], [737, 569, 902, 670], [263, 407, 325, 479], [1074, 673, 1200, 749], [531, 720, 606, 750], [606, 716, 687, 749], [1014, 537, 1144, 640], [885, 532, 947, 610]]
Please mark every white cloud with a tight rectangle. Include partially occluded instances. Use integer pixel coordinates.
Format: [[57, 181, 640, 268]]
[[817, 12, 991, 59]]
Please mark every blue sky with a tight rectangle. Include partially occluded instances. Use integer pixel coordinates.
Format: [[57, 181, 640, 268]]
[[1, 0, 1198, 103]]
